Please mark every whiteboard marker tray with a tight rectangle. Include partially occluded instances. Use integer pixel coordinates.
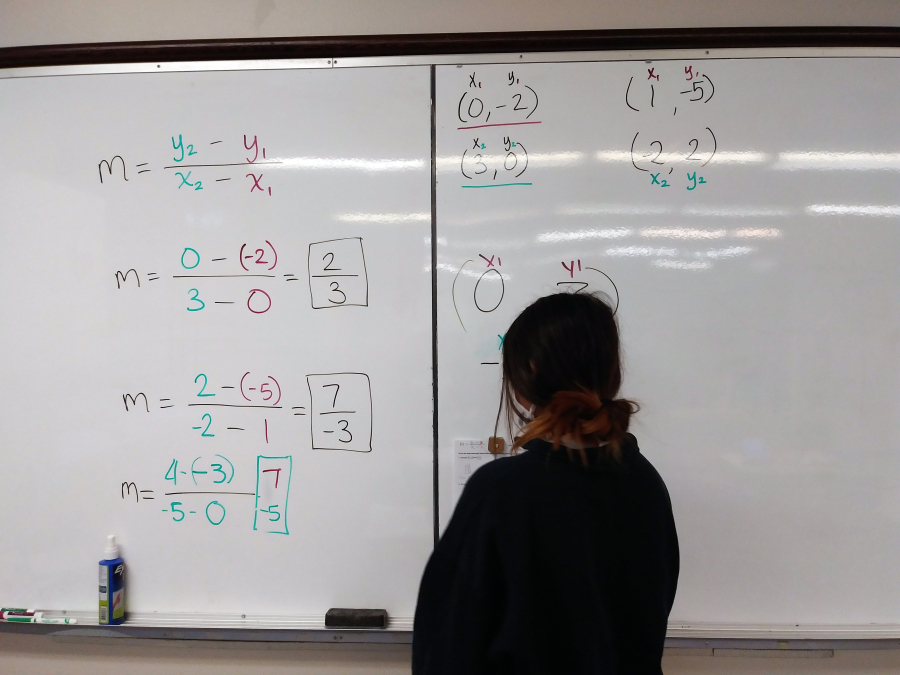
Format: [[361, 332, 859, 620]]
[[0, 612, 414, 643]]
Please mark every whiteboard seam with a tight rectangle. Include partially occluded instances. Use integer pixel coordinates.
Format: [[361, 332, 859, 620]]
[[430, 63, 440, 547]]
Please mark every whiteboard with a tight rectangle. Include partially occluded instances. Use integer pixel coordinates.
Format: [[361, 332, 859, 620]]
[[0, 65, 434, 619], [5, 51, 900, 634], [435, 57, 900, 627]]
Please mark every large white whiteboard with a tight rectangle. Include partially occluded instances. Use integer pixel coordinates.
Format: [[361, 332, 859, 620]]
[[5, 51, 900, 634], [436, 57, 900, 628], [0, 65, 434, 619]]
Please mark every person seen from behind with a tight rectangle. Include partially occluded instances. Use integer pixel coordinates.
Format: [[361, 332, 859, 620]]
[[413, 292, 679, 674]]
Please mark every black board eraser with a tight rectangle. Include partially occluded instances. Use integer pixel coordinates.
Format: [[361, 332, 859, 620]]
[[325, 608, 388, 629]]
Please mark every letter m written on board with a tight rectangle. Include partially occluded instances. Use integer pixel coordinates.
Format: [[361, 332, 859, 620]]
[[123, 393, 149, 412], [114, 269, 140, 289], [98, 156, 128, 183], [121, 482, 138, 502]]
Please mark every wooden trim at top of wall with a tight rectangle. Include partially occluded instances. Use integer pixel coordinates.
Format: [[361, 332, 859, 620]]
[[2, 26, 900, 68]]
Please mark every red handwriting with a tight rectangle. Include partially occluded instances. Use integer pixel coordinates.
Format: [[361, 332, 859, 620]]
[[244, 135, 259, 163], [262, 467, 281, 488], [239, 241, 277, 271], [247, 289, 272, 314], [562, 260, 582, 278], [240, 372, 282, 406], [247, 173, 264, 192]]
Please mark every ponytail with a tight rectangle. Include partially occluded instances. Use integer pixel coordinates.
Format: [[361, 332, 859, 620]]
[[500, 292, 637, 463], [512, 390, 639, 461]]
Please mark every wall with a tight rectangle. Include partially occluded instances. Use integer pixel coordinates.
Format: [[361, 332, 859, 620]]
[[3, 634, 900, 675], [2, 1, 899, 673]]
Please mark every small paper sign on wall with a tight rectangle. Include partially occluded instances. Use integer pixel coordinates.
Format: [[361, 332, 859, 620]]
[[454, 439, 497, 501]]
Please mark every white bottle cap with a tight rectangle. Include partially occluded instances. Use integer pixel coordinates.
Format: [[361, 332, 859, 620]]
[[104, 535, 119, 559]]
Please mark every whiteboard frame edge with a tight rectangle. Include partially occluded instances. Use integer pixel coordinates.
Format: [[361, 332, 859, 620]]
[[0, 622, 412, 644], [6, 621, 900, 648], [4, 46, 900, 79], [0, 58, 334, 79], [667, 625, 900, 640], [334, 46, 900, 67], [0, 611, 414, 643]]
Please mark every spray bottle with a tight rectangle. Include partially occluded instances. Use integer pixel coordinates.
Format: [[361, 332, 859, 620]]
[[99, 535, 125, 625]]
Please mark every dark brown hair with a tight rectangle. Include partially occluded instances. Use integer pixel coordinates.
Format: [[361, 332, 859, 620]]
[[499, 292, 638, 461]]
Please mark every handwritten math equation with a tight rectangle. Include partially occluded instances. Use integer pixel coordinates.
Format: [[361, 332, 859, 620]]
[[626, 63, 718, 191], [114, 237, 369, 313], [625, 65, 715, 114], [118, 371, 373, 533], [460, 135, 529, 187], [119, 454, 293, 535], [455, 69, 540, 189], [98, 134, 278, 195], [122, 371, 373, 452]]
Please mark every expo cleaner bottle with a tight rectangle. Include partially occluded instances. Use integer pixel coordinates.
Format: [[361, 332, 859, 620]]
[[99, 535, 125, 625]]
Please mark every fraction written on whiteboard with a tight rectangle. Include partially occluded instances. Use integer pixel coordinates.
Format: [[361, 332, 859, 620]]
[[113, 238, 370, 314], [119, 453, 293, 535], [121, 370, 373, 448], [98, 133, 279, 195]]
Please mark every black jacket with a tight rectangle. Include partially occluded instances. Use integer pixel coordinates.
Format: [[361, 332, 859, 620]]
[[413, 435, 679, 674]]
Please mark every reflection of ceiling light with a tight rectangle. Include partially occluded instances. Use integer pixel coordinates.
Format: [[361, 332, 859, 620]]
[[437, 152, 584, 173], [436, 156, 460, 171], [697, 246, 755, 259], [640, 228, 726, 239], [538, 228, 632, 243], [557, 204, 670, 216], [337, 212, 429, 223], [446, 239, 531, 250], [775, 152, 900, 171], [653, 260, 712, 270], [631, 152, 690, 164], [594, 151, 633, 162], [605, 246, 677, 257], [593, 151, 767, 164], [732, 228, 782, 238], [435, 262, 510, 281], [709, 151, 769, 164], [442, 209, 541, 226], [682, 206, 790, 217], [806, 204, 900, 217], [528, 152, 585, 166], [280, 157, 424, 171]]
